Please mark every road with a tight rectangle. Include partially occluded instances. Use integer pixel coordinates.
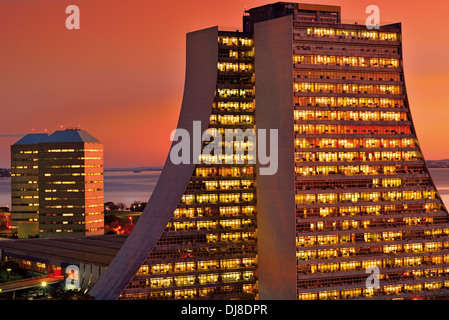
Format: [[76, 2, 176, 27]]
[[0, 274, 63, 293]]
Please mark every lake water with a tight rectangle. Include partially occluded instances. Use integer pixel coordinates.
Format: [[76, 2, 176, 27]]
[[1, 168, 449, 209]]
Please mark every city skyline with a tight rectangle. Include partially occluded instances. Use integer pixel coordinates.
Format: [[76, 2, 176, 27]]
[[1, 0, 449, 169], [1, 0, 449, 303], [89, 1, 449, 300]]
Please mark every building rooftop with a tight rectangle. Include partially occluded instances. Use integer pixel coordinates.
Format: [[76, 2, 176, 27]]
[[0, 234, 127, 267], [243, 1, 341, 33], [13, 129, 100, 146], [45, 129, 100, 143], [13, 133, 50, 146]]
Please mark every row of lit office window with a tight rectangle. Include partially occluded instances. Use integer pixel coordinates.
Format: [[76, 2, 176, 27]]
[[11, 165, 38, 169], [173, 206, 255, 219], [294, 55, 400, 68], [14, 148, 102, 154], [168, 219, 253, 231], [36, 157, 102, 161], [44, 180, 103, 185], [43, 196, 103, 201], [181, 193, 254, 205], [217, 75, 254, 87], [137, 258, 256, 275], [219, 49, 254, 60], [135, 271, 255, 289], [187, 180, 254, 191], [296, 177, 427, 190], [294, 70, 402, 82], [294, 42, 400, 56], [296, 27, 399, 42], [217, 62, 253, 73], [212, 102, 254, 112], [13, 196, 38, 200], [121, 284, 256, 300], [43, 165, 102, 169], [146, 245, 256, 262], [296, 96, 405, 108], [12, 172, 102, 178], [297, 241, 449, 261], [295, 82, 403, 95], [44, 188, 102, 193], [194, 166, 254, 178], [42, 212, 102, 217], [12, 165, 102, 170], [209, 114, 254, 125], [295, 151, 421, 162], [294, 110, 408, 122], [298, 253, 449, 275], [295, 124, 411, 135], [297, 216, 447, 233], [297, 203, 441, 219], [154, 232, 255, 246], [42, 220, 84, 225], [198, 128, 256, 139], [39, 229, 78, 233], [216, 88, 254, 99], [295, 190, 436, 205], [295, 164, 425, 177], [295, 137, 416, 149], [206, 232, 255, 243], [218, 36, 253, 47], [295, 13, 338, 23], [43, 172, 103, 177], [298, 281, 448, 300], [43, 203, 103, 209], [298, 255, 449, 282], [297, 225, 446, 247], [46, 149, 102, 153], [198, 154, 255, 165]]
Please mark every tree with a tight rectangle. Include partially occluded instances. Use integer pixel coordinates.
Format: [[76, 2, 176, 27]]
[[104, 202, 117, 211], [0, 261, 26, 281], [130, 201, 147, 212]]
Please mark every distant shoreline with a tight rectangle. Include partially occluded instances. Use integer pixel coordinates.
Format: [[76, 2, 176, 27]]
[[104, 167, 163, 173], [1, 161, 449, 172]]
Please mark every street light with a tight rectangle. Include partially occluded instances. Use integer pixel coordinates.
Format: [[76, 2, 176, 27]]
[[41, 281, 47, 299]]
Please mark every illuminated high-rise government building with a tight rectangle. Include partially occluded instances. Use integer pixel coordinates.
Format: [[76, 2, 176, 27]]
[[11, 129, 104, 238], [90, 2, 449, 300]]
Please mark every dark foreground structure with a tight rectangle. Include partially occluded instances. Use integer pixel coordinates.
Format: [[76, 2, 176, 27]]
[[88, 2, 449, 300]]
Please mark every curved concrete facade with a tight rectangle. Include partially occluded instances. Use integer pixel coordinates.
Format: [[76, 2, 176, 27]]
[[254, 15, 297, 300], [90, 27, 219, 300]]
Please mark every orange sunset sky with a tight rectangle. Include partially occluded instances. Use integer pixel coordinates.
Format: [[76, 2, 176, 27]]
[[1, 0, 449, 168]]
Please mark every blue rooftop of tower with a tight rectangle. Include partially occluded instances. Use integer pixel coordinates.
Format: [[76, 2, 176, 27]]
[[13, 129, 100, 145]]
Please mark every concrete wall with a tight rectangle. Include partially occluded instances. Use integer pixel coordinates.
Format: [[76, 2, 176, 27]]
[[255, 15, 297, 300], [89, 27, 219, 300]]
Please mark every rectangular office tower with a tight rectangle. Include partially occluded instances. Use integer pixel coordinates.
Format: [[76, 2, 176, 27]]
[[254, 3, 449, 300], [11, 129, 104, 238], [90, 2, 449, 300]]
